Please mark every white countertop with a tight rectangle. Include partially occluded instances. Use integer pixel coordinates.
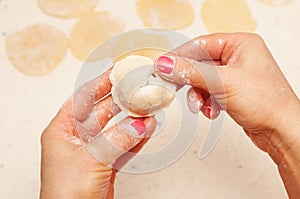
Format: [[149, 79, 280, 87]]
[[0, 0, 299, 198]]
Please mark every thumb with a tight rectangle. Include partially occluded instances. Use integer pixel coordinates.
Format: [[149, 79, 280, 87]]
[[155, 55, 227, 95], [83, 117, 157, 166]]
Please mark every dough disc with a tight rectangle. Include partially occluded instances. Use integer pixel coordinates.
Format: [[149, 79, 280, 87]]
[[201, 0, 257, 33], [136, 0, 194, 30], [258, 0, 293, 6], [69, 11, 125, 61], [37, 0, 100, 18], [6, 23, 68, 76]]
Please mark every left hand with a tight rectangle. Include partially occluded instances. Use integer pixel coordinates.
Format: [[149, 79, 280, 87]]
[[40, 70, 156, 199]]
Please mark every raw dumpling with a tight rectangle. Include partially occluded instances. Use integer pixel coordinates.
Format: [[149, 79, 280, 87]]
[[110, 55, 176, 117]]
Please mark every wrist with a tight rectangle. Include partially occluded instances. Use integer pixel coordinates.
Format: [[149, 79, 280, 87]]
[[40, 163, 113, 199], [266, 99, 300, 198], [268, 98, 300, 164], [40, 179, 110, 199]]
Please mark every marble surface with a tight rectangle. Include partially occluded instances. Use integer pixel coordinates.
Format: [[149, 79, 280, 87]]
[[0, 0, 300, 198]]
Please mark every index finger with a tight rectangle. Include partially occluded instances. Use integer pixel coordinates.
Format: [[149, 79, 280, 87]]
[[168, 33, 250, 65], [73, 69, 112, 122], [59, 69, 112, 123]]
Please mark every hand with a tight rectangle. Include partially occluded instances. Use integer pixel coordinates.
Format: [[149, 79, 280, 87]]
[[40, 70, 156, 199], [154, 33, 300, 198]]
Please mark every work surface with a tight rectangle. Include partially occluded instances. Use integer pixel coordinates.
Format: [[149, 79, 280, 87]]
[[0, 0, 300, 198]]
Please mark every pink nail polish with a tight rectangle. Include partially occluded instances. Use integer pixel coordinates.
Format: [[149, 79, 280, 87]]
[[131, 120, 146, 135], [206, 107, 212, 118], [156, 55, 174, 74]]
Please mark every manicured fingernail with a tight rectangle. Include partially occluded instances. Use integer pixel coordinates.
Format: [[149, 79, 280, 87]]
[[206, 106, 212, 118], [156, 55, 174, 74], [130, 120, 146, 135]]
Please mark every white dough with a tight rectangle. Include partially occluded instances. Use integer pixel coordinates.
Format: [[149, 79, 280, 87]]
[[110, 55, 176, 117]]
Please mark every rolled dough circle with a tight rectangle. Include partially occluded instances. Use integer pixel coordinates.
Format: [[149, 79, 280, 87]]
[[136, 0, 194, 30], [5, 23, 68, 76], [201, 0, 257, 33], [37, 0, 100, 18], [257, 0, 294, 6], [69, 11, 125, 61]]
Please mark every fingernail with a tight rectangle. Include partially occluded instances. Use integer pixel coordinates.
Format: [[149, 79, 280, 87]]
[[188, 90, 203, 114], [130, 120, 146, 135], [156, 55, 174, 74], [206, 106, 212, 118], [189, 100, 202, 114]]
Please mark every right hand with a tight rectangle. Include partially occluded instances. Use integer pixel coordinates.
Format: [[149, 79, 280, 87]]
[[155, 33, 299, 152], [154, 33, 300, 198]]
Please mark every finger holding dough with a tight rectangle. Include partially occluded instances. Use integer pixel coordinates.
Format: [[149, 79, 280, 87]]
[[201, 96, 221, 120], [155, 55, 226, 94], [82, 96, 121, 136], [72, 70, 112, 122], [84, 117, 157, 166], [58, 70, 112, 124], [187, 87, 206, 114]]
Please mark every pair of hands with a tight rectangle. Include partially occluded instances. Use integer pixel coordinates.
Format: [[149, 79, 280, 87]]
[[40, 33, 300, 199]]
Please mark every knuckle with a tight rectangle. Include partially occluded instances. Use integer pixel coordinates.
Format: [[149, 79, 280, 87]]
[[40, 127, 50, 144], [245, 33, 265, 45], [249, 33, 264, 43], [232, 32, 264, 43]]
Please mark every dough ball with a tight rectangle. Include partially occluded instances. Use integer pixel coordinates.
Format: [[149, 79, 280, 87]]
[[110, 54, 154, 85], [257, 0, 293, 6], [201, 0, 257, 33], [37, 0, 100, 18], [69, 11, 125, 61], [5, 23, 68, 76], [128, 84, 175, 116], [110, 55, 176, 117], [136, 0, 194, 30]]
